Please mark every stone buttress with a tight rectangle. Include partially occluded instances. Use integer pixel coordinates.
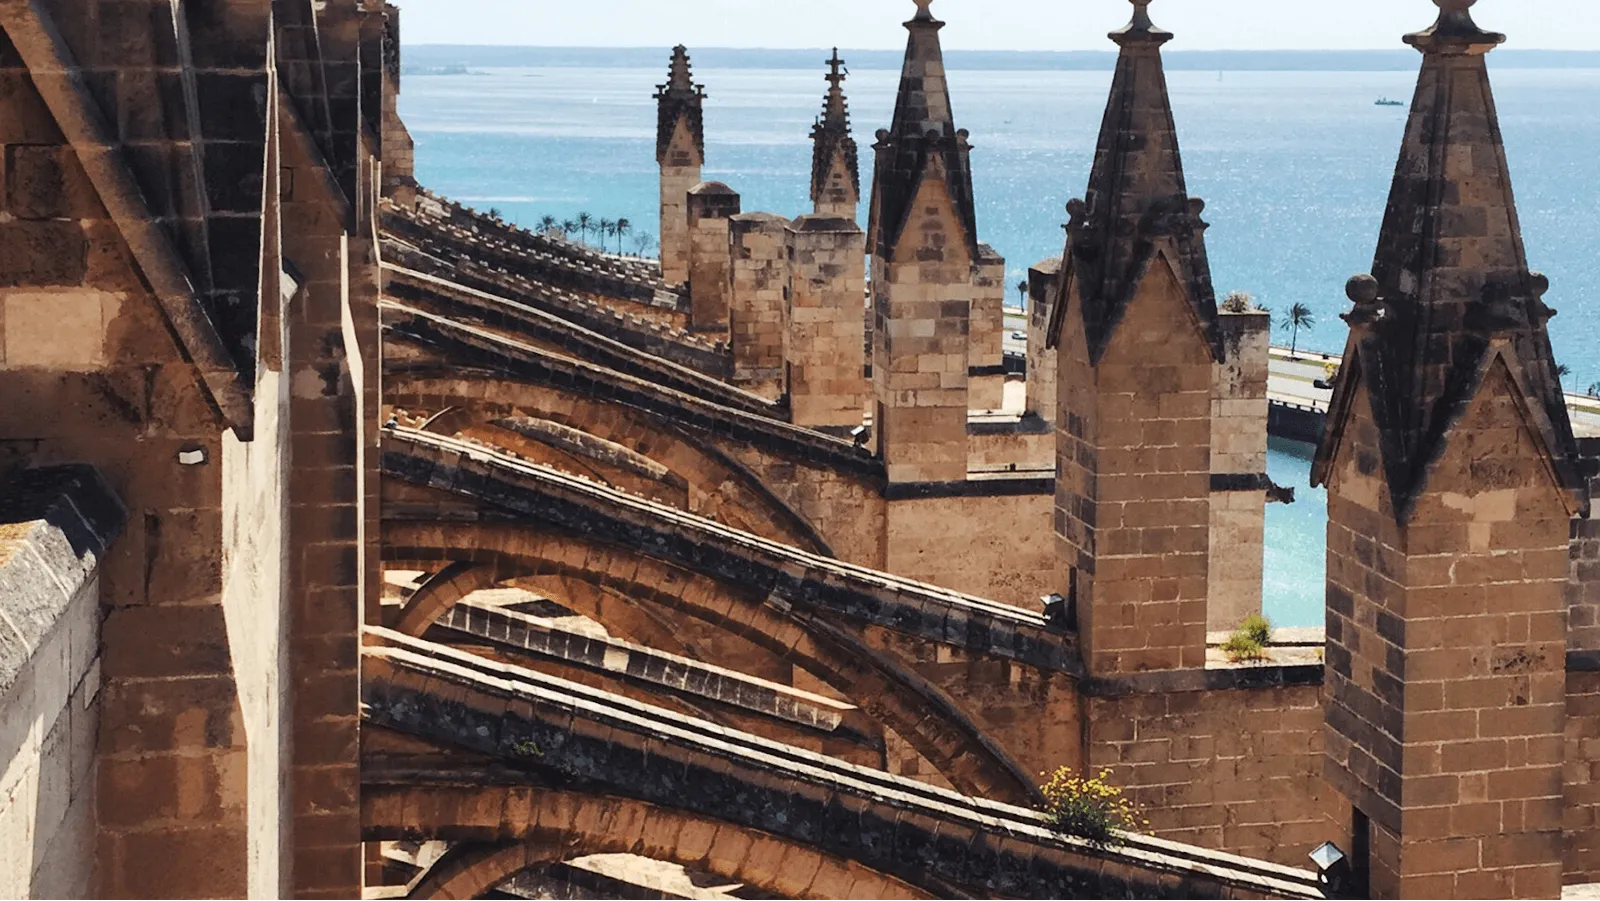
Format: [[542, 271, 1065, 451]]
[[686, 181, 740, 332], [786, 50, 868, 429], [811, 49, 860, 220], [729, 212, 788, 398], [655, 45, 705, 286], [1312, 2, 1586, 896], [866, 0, 1000, 484], [1046, 0, 1225, 676], [1208, 306, 1271, 631]]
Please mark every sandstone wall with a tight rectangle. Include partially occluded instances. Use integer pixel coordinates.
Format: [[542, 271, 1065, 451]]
[[872, 176, 972, 485], [686, 185, 738, 331], [967, 424, 1053, 472], [968, 245, 1006, 412], [1208, 311, 1269, 631], [862, 624, 1083, 791], [0, 470, 120, 899], [1026, 258, 1061, 423], [786, 216, 867, 429], [658, 117, 702, 286], [883, 491, 1055, 607], [1087, 679, 1349, 868], [1566, 669, 1600, 882], [728, 213, 787, 398]]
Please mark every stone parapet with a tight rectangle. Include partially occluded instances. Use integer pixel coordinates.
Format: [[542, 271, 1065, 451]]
[[0, 465, 125, 899]]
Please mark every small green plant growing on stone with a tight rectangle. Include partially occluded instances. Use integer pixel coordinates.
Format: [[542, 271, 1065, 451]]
[[1220, 290, 1254, 314], [1039, 766, 1144, 848], [510, 738, 542, 759], [1221, 613, 1272, 663]]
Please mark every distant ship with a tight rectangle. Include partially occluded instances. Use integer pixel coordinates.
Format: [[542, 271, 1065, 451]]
[[1375, 97, 1406, 107]]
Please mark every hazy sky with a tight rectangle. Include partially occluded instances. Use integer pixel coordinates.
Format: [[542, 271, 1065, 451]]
[[397, 0, 1600, 51]]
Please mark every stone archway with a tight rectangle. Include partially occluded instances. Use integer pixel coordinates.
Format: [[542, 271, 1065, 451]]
[[386, 373, 833, 555], [365, 786, 932, 900], [381, 519, 1038, 803]]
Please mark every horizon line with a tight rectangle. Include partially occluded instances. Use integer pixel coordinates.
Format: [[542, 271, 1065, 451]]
[[400, 43, 1600, 53]]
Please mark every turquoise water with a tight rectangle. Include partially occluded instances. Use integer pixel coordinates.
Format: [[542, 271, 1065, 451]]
[[398, 57, 1600, 627]]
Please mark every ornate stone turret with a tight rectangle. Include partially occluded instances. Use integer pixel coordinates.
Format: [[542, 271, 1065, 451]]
[[1048, 0, 1222, 675], [810, 49, 860, 219], [655, 45, 705, 285], [1314, 2, 1585, 896], [867, 0, 1003, 482]]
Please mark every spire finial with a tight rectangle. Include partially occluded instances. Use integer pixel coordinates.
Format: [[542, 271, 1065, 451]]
[[1111, 0, 1173, 47], [912, 0, 934, 22], [1406, 0, 1504, 53], [826, 48, 845, 91]]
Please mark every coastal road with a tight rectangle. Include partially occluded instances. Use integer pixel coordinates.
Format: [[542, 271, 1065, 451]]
[[1002, 311, 1600, 438]]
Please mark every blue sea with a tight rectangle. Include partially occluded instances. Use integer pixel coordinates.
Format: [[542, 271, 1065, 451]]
[[398, 51, 1600, 627]]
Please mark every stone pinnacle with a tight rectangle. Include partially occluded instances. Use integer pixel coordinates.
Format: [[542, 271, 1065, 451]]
[[912, 0, 934, 22], [1111, 0, 1172, 46]]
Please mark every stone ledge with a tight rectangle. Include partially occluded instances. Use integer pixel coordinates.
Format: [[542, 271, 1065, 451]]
[[1209, 472, 1272, 492], [884, 474, 1055, 501], [0, 465, 126, 693], [1082, 662, 1324, 698], [967, 412, 1052, 437]]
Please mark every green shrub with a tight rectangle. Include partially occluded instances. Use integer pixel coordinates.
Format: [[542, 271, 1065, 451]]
[[1222, 613, 1273, 663], [1039, 766, 1145, 848], [1241, 613, 1272, 645]]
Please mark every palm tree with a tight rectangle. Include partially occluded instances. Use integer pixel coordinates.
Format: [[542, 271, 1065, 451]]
[[538, 215, 557, 234], [1016, 279, 1028, 308], [615, 218, 632, 253], [1280, 302, 1315, 358], [561, 220, 577, 240], [599, 218, 616, 253], [576, 212, 594, 245], [1556, 362, 1572, 385]]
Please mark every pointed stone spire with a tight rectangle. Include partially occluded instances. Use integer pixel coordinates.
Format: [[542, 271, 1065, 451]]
[[1312, 0, 1582, 518], [654, 45, 705, 165], [866, 0, 978, 258], [1046, 0, 1220, 363], [811, 49, 860, 216]]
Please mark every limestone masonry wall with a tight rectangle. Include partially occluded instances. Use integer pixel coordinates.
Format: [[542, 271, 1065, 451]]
[[872, 176, 974, 485], [728, 213, 787, 398], [883, 492, 1056, 607], [786, 216, 868, 429], [1026, 257, 1061, 423], [1059, 261, 1215, 676], [0, 468, 122, 899], [1088, 680, 1349, 869], [686, 183, 740, 332], [968, 245, 1007, 412], [1208, 310, 1270, 630]]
